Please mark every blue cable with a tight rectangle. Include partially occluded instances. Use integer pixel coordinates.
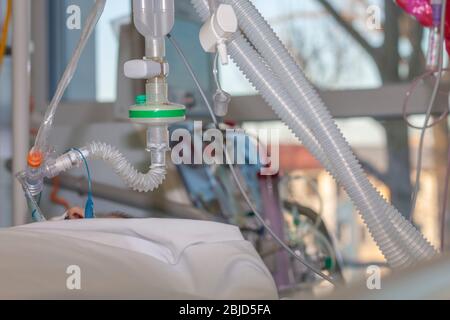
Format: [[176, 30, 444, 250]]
[[31, 193, 42, 222], [68, 148, 95, 219]]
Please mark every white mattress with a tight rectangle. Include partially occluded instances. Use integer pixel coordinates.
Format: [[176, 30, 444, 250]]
[[0, 219, 278, 299]]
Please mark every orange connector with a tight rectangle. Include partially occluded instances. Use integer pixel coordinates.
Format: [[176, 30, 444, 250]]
[[27, 150, 43, 168]]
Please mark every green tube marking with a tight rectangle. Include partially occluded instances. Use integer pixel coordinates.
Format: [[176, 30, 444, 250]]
[[129, 109, 186, 119]]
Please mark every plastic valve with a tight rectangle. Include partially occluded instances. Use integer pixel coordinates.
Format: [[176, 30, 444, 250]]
[[199, 4, 238, 65], [124, 59, 168, 79]]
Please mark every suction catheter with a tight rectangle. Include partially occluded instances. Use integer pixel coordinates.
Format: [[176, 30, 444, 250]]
[[17, 0, 441, 284]]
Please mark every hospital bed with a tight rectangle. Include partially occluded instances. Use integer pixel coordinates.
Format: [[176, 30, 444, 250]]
[[0, 219, 278, 299]]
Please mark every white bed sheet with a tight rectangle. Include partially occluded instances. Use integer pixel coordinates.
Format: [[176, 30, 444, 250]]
[[0, 219, 278, 300]]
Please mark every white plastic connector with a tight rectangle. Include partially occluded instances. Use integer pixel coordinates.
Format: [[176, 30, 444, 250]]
[[124, 59, 168, 79], [199, 4, 238, 65]]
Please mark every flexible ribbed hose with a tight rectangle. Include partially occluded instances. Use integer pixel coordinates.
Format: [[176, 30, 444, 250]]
[[222, 0, 437, 267], [225, 35, 428, 268], [86, 142, 166, 193], [191, 0, 437, 268], [189, 1, 333, 171]]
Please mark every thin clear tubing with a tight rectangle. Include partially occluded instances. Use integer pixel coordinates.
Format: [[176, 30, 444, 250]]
[[32, 0, 106, 156]]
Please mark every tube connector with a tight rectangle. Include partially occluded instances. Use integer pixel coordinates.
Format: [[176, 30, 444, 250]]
[[146, 125, 170, 168], [44, 148, 89, 179], [24, 166, 44, 197], [24, 150, 45, 196]]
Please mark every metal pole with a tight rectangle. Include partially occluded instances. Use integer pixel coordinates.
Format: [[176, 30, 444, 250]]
[[12, 0, 31, 226]]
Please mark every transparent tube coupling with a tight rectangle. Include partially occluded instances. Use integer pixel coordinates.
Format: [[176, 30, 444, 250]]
[[147, 126, 170, 168], [15, 171, 46, 222], [24, 166, 45, 197]]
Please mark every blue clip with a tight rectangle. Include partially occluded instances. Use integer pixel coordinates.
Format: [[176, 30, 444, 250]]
[[69, 148, 95, 219], [84, 194, 95, 219]]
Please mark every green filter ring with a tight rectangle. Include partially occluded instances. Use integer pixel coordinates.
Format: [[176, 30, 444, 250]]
[[129, 109, 186, 119]]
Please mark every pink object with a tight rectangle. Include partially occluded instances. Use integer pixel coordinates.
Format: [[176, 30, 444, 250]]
[[395, 0, 433, 26], [396, 0, 450, 54]]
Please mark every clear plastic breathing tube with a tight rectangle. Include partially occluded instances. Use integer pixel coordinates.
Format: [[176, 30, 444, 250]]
[[191, 0, 437, 268], [47, 141, 167, 193], [86, 142, 166, 193], [32, 0, 106, 156]]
